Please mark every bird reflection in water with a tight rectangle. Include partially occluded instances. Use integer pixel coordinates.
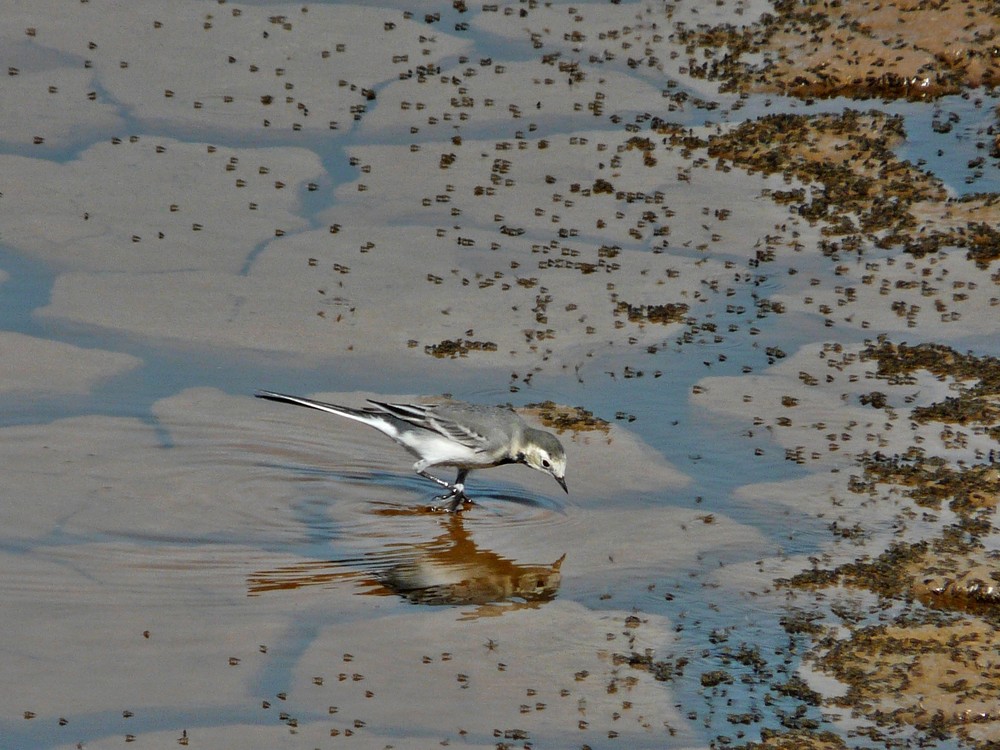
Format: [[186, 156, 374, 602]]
[[248, 514, 565, 617]]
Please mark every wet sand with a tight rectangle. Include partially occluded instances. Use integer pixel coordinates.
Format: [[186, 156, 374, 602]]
[[1, 1, 998, 748]]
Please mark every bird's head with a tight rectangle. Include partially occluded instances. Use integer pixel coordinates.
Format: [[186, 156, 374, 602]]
[[522, 429, 568, 493]]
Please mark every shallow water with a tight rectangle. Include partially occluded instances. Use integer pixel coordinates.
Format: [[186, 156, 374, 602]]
[[1, 1, 997, 748]]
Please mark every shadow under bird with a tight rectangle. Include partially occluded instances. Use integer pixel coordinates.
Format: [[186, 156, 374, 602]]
[[255, 390, 568, 511]]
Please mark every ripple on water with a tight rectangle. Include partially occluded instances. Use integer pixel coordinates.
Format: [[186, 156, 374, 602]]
[[53, 392, 596, 616], [242, 458, 579, 611]]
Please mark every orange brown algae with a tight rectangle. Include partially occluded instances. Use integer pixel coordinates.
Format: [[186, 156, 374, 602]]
[[783, 534, 1000, 745], [423, 338, 499, 358], [913, 551, 1000, 612], [811, 617, 1000, 743], [677, 0, 1000, 100], [689, 110, 1000, 271], [614, 649, 686, 682], [705, 111, 943, 238], [776, 333, 1000, 748], [893, 200, 1000, 268], [860, 340, 1000, 440], [615, 301, 690, 326], [784, 521, 996, 606], [856, 456, 1000, 513], [731, 728, 848, 750], [521, 401, 611, 434]]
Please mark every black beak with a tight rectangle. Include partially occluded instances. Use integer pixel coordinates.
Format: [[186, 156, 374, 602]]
[[555, 475, 568, 493]]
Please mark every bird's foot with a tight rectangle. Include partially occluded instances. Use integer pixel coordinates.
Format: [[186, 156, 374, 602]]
[[429, 486, 472, 513]]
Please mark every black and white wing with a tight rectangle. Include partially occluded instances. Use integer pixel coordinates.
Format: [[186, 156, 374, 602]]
[[367, 401, 498, 452]]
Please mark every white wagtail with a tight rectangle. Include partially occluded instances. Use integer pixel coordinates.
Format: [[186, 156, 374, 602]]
[[256, 390, 568, 511]]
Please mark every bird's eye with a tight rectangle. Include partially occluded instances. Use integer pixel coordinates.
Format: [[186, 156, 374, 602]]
[[542, 459, 551, 468]]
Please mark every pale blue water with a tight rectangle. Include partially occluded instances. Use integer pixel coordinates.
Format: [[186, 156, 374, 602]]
[[0, 2, 993, 748]]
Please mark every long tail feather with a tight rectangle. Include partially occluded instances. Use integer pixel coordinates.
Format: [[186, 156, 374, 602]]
[[255, 390, 385, 431]]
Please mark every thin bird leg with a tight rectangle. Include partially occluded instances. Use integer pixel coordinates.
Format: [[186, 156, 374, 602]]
[[416, 468, 461, 494]]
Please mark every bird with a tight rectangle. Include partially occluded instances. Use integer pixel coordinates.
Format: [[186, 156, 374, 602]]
[[255, 390, 568, 511]]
